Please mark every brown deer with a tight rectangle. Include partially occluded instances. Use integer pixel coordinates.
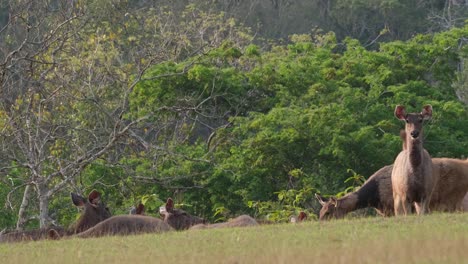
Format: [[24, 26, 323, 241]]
[[70, 190, 112, 233], [1, 190, 110, 243], [315, 165, 394, 220], [0, 226, 69, 243], [129, 203, 145, 215], [316, 158, 468, 220], [290, 211, 308, 223], [392, 105, 433, 215], [430, 158, 468, 212], [159, 198, 206, 230], [189, 215, 258, 230], [49, 192, 173, 239], [67, 215, 173, 238]]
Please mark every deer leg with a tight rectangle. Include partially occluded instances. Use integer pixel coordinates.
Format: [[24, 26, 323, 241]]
[[414, 200, 428, 215], [394, 195, 406, 216], [403, 200, 412, 216]]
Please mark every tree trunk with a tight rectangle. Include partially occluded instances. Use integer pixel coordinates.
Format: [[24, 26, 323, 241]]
[[16, 184, 32, 231], [37, 184, 51, 228]]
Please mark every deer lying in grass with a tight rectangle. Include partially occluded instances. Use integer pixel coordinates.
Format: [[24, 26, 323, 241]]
[[70, 190, 113, 233], [0, 226, 69, 243], [190, 215, 259, 230], [159, 198, 206, 230], [1, 190, 111, 243], [290, 211, 308, 223], [138, 199, 260, 230], [63, 215, 173, 238], [49, 191, 172, 239], [129, 203, 145, 215], [316, 158, 468, 220]]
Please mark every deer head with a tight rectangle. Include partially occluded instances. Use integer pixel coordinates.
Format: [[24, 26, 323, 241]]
[[71, 190, 111, 233], [394, 105, 432, 141], [160, 198, 205, 230], [315, 193, 346, 220]]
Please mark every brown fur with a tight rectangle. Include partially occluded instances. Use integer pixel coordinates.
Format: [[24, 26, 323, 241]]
[[160, 198, 206, 230], [0, 226, 71, 243], [316, 165, 394, 220], [71, 190, 112, 233], [71, 215, 173, 238], [317, 158, 468, 220], [189, 215, 258, 230], [129, 203, 145, 215], [290, 212, 308, 223], [1, 190, 110, 243], [430, 158, 468, 211], [392, 105, 433, 215]]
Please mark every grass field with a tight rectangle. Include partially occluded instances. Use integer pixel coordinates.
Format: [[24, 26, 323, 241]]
[[0, 213, 467, 264]]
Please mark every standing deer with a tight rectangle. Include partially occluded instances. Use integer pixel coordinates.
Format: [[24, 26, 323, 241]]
[[315, 165, 394, 220], [316, 158, 468, 220], [392, 105, 433, 215]]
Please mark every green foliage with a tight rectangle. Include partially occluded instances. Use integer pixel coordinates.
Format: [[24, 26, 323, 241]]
[[1, 1, 468, 229], [248, 186, 318, 222]]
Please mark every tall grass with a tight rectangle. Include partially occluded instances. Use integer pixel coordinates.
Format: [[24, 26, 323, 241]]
[[0, 213, 466, 263]]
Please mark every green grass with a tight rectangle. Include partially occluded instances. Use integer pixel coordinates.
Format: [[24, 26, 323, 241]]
[[1, 213, 467, 263]]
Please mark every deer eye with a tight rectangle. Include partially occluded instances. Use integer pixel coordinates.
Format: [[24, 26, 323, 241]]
[[405, 119, 409, 123]]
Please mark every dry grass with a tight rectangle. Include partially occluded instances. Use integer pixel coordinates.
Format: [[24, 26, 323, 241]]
[[0, 213, 467, 263]]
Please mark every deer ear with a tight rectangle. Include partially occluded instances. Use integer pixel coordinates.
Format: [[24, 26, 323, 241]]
[[48, 228, 61, 240], [330, 197, 338, 206], [421, 105, 432, 120], [394, 105, 406, 120], [166, 198, 174, 211], [71, 192, 85, 207], [136, 203, 145, 215], [298, 211, 307, 221], [88, 190, 101, 205], [315, 193, 328, 206]]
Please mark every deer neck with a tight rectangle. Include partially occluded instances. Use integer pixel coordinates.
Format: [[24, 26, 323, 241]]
[[406, 135, 424, 167], [338, 193, 358, 213]]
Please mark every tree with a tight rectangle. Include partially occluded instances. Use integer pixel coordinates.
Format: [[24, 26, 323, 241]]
[[0, 1, 255, 229]]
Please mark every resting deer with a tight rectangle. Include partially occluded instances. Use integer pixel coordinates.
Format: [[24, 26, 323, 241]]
[[49, 191, 172, 239], [159, 198, 206, 230], [129, 203, 145, 215], [190, 214, 258, 230], [70, 190, 112, 233], [290, 211, 308, 223], [1, 190, 111, 243], [392, 105, 433, 215]]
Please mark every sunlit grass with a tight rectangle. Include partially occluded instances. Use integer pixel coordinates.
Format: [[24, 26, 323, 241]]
[[0, 213, 466, 263]]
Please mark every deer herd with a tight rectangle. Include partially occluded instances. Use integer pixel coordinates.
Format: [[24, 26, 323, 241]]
[[1, 105, 467, 243], [316, 105, 468, 220]]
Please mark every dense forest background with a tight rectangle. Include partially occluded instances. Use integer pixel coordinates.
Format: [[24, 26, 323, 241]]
[[1, 0, 467, 230]]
